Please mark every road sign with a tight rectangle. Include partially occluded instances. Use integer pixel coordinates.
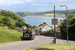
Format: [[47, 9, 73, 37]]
[[52, 19, 58, 25], [65, 20, 69, 27]]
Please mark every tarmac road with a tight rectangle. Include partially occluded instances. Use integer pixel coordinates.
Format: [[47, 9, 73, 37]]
[[0, 35, 54, 50], [0, 35, 75, 50]]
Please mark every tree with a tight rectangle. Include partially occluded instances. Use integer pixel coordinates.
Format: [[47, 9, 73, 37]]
[[0, 9, 26, 29], [59, 14, 75, 40], [32, 25, 36, 29], [2, 16, 11, 26], [25, 24, 32, 28], [16, 22, 22, 27]]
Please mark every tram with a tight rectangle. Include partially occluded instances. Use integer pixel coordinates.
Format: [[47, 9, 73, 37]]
[[22, 28, 35, 40]]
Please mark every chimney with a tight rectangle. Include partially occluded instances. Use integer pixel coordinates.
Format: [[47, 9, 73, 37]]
[[39, 25, 41, 27], [43, 22, 46, 24], [40, 24, 43, 26]]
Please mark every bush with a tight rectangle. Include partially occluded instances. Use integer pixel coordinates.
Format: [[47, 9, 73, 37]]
[[9, 25, 16, 29], [25, 24, 32, 28], [32, 25, 36, 29], [41, 31, 48, 33], [16, 22, 23, 27], [59, 14, 75, 40], [2, 16, 11, 26], [0, 10, 26, 29], [48, 29, 54, 33]]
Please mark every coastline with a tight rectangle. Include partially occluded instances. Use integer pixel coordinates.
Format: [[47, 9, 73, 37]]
[[22, 16, 66, 26], [25, 16, 65, 19]]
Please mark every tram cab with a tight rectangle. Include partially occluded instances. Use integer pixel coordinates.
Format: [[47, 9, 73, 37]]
[[23, 28, 35, 40]]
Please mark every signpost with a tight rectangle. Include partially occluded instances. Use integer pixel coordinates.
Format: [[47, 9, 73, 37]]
[[52, 18, 58, 44], [52, 19, 58, 25], [51, 6, 58, 44]]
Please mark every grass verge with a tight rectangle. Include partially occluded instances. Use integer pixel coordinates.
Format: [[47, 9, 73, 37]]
[[25, 43, 75, 50], [0, 26, 22, 43]]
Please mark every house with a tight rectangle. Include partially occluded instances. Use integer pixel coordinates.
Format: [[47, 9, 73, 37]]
[[35, 22, 52, 32], [40, 22, 52, 31]]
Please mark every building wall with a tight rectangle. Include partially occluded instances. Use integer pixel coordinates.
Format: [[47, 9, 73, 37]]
[[41, 25, 52, 31]]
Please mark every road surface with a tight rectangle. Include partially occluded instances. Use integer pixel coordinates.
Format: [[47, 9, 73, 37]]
[[0, 35, 54, 50], [0, 35, 75, 50]]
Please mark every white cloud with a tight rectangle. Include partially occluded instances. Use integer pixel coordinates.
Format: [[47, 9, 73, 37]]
[[58, 0, 65, 1], [27, 0, 31, 2], [33, 4, 38, 5], [64, 3, 75, 9], [57, 0, 74, 2], [0, 0, 25, 6], [32, 4, 47, 6], [13, 1, 24, 4], [57, 0, 68, 1], [0, 0, 75, 12]]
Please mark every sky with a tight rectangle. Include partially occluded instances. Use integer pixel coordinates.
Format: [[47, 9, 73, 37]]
[[0, 0, 75, 12]]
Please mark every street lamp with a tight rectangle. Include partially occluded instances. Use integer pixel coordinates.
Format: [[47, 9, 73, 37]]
[[60, 5, 68, 16], [60, 5, 69, 43]]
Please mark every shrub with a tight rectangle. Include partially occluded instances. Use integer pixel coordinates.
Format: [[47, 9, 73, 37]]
[[16, 22, 23, 27], [0, 10, 26, 29], [9, 25, 16, 29], [48, 29, 54, 33], [59, 14, 75, 40], [2, 16, 11, 26]]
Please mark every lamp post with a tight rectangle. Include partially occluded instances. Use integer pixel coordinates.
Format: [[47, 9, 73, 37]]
[[60, 5, 69, 43]]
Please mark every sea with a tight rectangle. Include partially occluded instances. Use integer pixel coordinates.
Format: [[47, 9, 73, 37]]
[[22, 16, 63, 26]]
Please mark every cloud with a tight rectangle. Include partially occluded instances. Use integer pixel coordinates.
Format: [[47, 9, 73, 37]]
[[60, 3, 75, 9], [0, 0, 75, 12], [58, 0, 66, 1], [57, 0, 74, 2], [0, 0, 25, 6], [32, 4, 47, 6], [13, 1, 24, 4], [27, 0, 31, 2]]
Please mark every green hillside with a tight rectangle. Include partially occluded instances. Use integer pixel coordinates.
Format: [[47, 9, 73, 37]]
[[34, 10, 75, 17], [0, 9, 36, 43], [0, 9, 26, 29], [16, 11, 34, 17], [16, 9, 75, 17], [0, 26, 22, 43], [0, 10, 25, 43], [35, 9, 75, 14]]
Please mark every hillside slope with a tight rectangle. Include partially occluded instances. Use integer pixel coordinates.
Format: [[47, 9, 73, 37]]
[[16, 11, 34, 17], [16, 9, 75, 17], [0, 9, 26, 29], [0, 27, 22, 43]]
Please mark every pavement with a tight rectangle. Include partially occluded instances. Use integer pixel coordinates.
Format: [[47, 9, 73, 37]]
[[0, 35, 75, 50], [56, 38, 75, 46]]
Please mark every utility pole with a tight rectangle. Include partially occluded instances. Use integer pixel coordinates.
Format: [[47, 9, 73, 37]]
[[54, 5, 56, 44]]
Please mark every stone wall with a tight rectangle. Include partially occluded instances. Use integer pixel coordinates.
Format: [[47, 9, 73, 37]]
[[40, 32, 61, 38]]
